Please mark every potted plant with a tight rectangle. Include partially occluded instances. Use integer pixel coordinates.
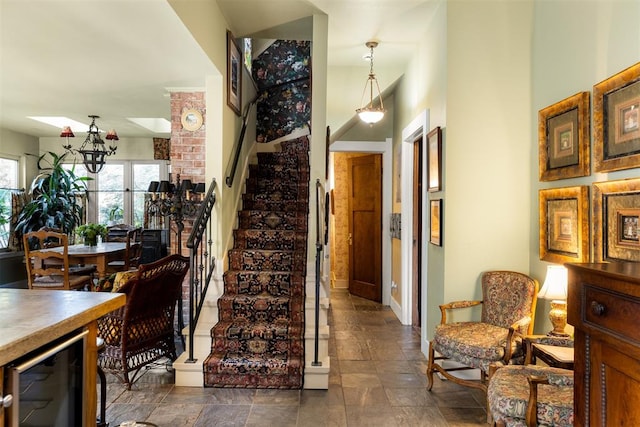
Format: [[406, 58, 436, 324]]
[[75, 223, 107, 246], [14, 152, 91, 242]]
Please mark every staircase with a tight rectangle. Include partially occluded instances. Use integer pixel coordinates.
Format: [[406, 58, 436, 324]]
[[203, 137, 309, 388]]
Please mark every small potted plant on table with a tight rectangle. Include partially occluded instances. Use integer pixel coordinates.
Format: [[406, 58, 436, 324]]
[[75, 223, 107, 246]]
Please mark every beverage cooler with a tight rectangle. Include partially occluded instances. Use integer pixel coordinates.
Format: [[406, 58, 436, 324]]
[[3, 329, 87, 427]]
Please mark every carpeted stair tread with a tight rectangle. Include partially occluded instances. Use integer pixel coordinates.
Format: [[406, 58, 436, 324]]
[[222, 270, 304, 296], [242, 196, 308, 213], [204, 351, 303, 389], [237, 210, 308, 231], [212, 320, 303, 341], [228, 249, 306, 272], [233, 229, 306, 251]]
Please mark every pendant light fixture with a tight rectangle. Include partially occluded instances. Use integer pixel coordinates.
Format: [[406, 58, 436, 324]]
[[356, 41, 385, 125], [60, 115, 118, 173]]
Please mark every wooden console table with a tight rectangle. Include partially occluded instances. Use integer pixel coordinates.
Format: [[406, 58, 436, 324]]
[[0, 289, 125, 426], [567, 262, 640, 427]]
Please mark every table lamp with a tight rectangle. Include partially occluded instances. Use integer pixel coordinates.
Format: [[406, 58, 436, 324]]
[[538, 265, 569, 336]]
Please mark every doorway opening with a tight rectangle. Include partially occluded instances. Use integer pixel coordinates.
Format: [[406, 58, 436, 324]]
[[328, 139, 392, 308], [411, 135, 423, 329]]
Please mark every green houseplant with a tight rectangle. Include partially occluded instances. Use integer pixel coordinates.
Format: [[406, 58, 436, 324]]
[[14, 152, 91, 243], [75, 223, 107, 246]]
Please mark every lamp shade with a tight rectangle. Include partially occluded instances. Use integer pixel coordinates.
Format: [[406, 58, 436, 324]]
[[147, 181, 159, 193], [538, 265, 568, 301], [180, 179, 193, 193], [105, 129, 119, 141], [357, 109, 385, 124], [157, 180, 171, 193], [60, 126, 75, 138], [193, 183, 206, 193]]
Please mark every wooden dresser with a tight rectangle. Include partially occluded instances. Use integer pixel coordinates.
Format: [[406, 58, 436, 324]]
[[566, 263, 640, 427]]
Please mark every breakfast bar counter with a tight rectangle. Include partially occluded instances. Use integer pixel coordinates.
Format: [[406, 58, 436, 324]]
[[0, 289, 125, 426]]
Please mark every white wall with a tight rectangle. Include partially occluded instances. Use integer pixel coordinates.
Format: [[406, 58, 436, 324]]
[[530, 0, 640, 334], [0, 128, 39, 188]]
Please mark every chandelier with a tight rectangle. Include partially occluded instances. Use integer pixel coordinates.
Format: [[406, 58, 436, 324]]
[[356, 41, 385, 125], [60, 115, 118, 173]]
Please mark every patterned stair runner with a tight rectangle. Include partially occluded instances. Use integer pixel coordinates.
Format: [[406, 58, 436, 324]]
[[204, 136, 309, 388]]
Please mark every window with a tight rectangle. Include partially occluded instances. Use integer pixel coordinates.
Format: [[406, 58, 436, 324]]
[[64, 161, 166, 227], [0, 156, 19, 249]]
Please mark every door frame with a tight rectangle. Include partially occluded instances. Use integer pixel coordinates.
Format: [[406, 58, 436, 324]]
[[401, 110, 430, 333], [330, 139, 392, 307]]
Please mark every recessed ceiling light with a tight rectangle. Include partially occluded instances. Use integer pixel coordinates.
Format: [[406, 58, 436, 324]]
[[127, 118, 171, 133], [28, 116, 89, 132]]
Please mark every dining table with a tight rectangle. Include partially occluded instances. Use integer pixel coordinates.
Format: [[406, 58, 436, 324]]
[[38, 241, 127, 280]]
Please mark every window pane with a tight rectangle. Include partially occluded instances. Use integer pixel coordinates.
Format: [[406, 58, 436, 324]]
[[98, 164, 124, 225], [0, 158, 18, 249], [133, 164, 160, 227]]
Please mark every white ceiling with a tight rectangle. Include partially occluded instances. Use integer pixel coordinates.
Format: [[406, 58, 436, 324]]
[[0, 0, 438, 138]]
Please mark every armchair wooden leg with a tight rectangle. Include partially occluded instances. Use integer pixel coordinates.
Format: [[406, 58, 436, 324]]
[[526, 375, 547, 427], [426, 342, 435, 391]]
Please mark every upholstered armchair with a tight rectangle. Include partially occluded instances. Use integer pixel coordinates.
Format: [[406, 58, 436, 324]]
[[488, 336, 574, 426], [426, 271, 539, 392]]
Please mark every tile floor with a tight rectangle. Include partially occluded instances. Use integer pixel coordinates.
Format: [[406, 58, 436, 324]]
[[103, 289, 487, 426]]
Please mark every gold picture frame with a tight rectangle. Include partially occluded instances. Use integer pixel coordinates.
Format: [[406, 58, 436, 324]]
[[594, 61, 640, 172], [538, 91, 590, 181], [427, 126, 442, 192], [429, 199, 442, 246], [226, 30, 242, 116], [593, 178, 640, 262], [539, 186, 590, 263]]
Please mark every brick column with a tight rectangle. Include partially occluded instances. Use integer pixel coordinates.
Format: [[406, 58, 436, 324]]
[[170, 91, 206, 256]]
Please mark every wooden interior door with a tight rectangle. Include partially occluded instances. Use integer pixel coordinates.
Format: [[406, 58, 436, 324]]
[[348, 154, 382, 302]]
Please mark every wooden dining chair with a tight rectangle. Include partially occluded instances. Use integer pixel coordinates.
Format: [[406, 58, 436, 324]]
[[37, 226, 97, 276], [106, 226, 143, 272], [23, 229, 93, 290]]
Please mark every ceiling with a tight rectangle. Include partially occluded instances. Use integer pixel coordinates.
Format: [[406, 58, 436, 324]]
[[0, 0, 438, 139]]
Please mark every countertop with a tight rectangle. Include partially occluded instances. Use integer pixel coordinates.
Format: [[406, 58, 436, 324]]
[[0, 289, 125, 365]]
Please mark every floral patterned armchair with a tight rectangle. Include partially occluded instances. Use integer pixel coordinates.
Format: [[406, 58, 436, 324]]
[[426, 271, 539, 392], [488, 336, 574, 426]]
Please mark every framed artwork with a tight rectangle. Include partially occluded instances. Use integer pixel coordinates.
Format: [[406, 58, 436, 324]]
[[427, 126, 442, 192], [430, 199, 442, 246], [539, 186, 590, 263], [538, 91, 590, 181], [226, 30, 242, 116], [594, 61, 640, 172], [593, 178, 640, 262]]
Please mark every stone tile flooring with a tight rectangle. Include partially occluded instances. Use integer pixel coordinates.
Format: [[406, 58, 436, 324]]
[[104, 288, 487, 426]]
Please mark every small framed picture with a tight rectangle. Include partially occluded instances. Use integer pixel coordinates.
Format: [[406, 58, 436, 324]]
[[427, 126, 442, 192], [594, 61, 640, 172], [593, 178, 640, 262], [538, 92, 590, 181], [430, 199, 442, 246], [539, 186, 590, 263], [226, 30, 242, 116]]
